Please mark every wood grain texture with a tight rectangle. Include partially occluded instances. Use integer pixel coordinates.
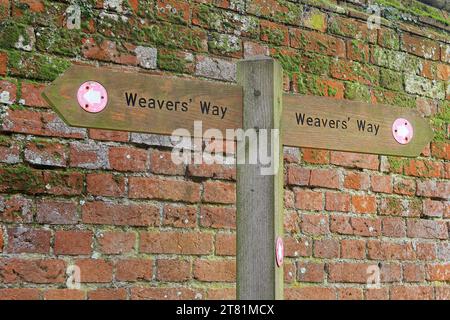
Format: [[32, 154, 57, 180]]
[[42, 65, 242, 137], [236, 57, 284, 300], [282, 94, 433, 157]]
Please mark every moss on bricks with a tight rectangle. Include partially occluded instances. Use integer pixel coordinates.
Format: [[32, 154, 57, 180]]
[[344, 82, 371, 102], [7, 50, 71, 81], [35, 27, 83, 57], [0, 21, 32, 50], [430, 102, 450, 142], [380, 68, 403, 91]]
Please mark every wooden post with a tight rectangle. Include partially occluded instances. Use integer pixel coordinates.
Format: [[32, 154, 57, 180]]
[[236, 57, 284, 300]]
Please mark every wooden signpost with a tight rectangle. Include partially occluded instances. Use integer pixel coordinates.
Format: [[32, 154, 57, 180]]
[[42, 58, 433, 301]]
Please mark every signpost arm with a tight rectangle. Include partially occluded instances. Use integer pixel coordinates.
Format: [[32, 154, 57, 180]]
[[236, 57, 284, 300]]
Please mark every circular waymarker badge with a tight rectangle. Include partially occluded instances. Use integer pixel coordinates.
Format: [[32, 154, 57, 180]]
[[392, 118, 413, 145], [275, 237, 284, 267], [77, 81, 108, 113]]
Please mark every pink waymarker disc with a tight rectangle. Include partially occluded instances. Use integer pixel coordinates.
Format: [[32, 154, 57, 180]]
[[77, 81, 108, 113], [275, 237, 284, 267], [392, 118, 413, 145]]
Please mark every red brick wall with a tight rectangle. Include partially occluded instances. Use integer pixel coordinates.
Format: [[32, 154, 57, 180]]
[[0, 0, 448, 300]]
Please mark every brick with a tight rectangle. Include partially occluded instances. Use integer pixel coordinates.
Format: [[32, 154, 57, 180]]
[[378, 28, 399, 50], [302, 148, 329, 164], [285, 189, 295, 209], [21, 82, 48, 107], [330, 59, 378, 85], [82, 201, 159, 227], [42, 171, 84, 196], [314, 239, 339, 258], [365, 288, 389, 300], [116, 259, 152, 281], [187, 163, 235, 180], [75, 259, 113, 283], [82, 37, 137, 65], [431, 142, 450, 160], [88, 129, 129, 142], [7, 227, 51, 254], [200, 206, 235, 229], [407, 219, 447, 240], [157, 259, 191, 282], [401, 33, 440, 60], [331, 215, 381, 237], [247, 0, 301, 25], [243, 41, 269, 58], [44, 289, 85, 300], [163, 204, 197, 228], [140, 231, 213, 255], [297, 262, 325, 283], [403, 263, 425, 282], [215, 233, 236, 256], [284, 210, 300, 233], [338, 288, 363, 300], [86, 173, 126, 197], [129, 177, 201, 203], [329, 15, 376, 43], [0, 80, 17, 104], [88, 289, 127, 300], [108, 146, 148, 172], [416, 97, 438, 117], [195, 55, 236, 82], [131, 287, 202, 300], [97, 231, 135, 254], [426, 263, 450, 281], [344, 172, 370, 190], [286, 166, 310, 186], [24, 140, 67, 167], [290, 28, 345, 57], [285, 287, 336, 300], [284, 262, 296, 284], [0, 195, 33, 223], [284, 235, 312, 257], [203, 181, 235, 204], [330, 151, 379, 170], [435, 287, 450, 300], [69, 141, 107, 169], [260, 20, 289, 46], [403, 159, 442, 178], [310, 168, 340, 189], [0, 228, 3, 252], [2, 109, 45, 136], [347, 40, 370, 63], [367, 240, 416, 260], [0, 288, 40, 300], [371, 175, 392, 194], [0, 137, 21, 164], [417, 242, 437, 261], [150, 149, 185, 175], [36, 199, 78, 225], [382, 217, 406, 238], [295, 190, 323, 211], [422, 199, 444, 218], [156, 0, 190, 24], [325, 192, 351, 212], [379, 197, 421, 217], [0, 52, 6, 76], [352, 195, 377, 214], [41, 113, 86, 139], [341, 239, 366, 259], [0, 258, 66, 284], [416, 180, 449, 199], [301, 213, 329, 235], [54, 230, 92, 255], [193, 259, 235, 282], [329, 262, 374, 283], [404, 74, 445, 99], [391, 286, 433, 300], [208, 33, 243, 58]]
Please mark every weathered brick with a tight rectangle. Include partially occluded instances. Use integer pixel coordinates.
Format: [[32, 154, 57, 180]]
[[163, 204, 197, 228], [157, 259, 191, 282], [195, 55, 236, 81], [382, 217, 406, 238], [416, 180, 449, 199], [0, 137, 21, 164], [203, 181, 236, 204], [7, 227, 51, 254], [200, 206, 235, 229], [131, 287, 202, 300], [403, 263, 425, 282], [297, 261, 325, 283], [188, 163, 235, 180], [44, 289, 85, 300], [285, 287, 336, 300], [21, 82, 49, 107], [86, 173, 126, 197], [401, 33, 440, 60], [97, 231, 136, 255], [330, 151, 379, 170], [193, 259, 235, 282], [338, 288, 363, 300], [88, 129, 129, 142], [129, 177, 201, 203], [403, 159, 443, 178], [75, 259, 113, 283], [367, 240, 416, 260], [295, 189, 323, 211], [215, 233, 236, 256], [116, 259, 152, 281], [422, 199, 444, 218], [140, 231, 213, 255], [0, 51, 7, 76], [36, 199, 78, 225], [0, 258, 66, 284], [54, 230, 92, 255], [151, 149, 185, 175], [378, 28, 399, 50], [24, 140, 67, 167], [391, 286, 433, 300], [88, 289, 127, 300], [329, 15, 376, 43], [379, 197, 421, 217], [431, 142, 450, 160], [352, 195, 377, 214], [314, 238, 339, 258], [156, 0, 190, 24], [310, 168, 340, 189], [301, 213, 329, 236], [82, 201, 159, 227], [366, 288, 389, 300], [0, 195, 33, 223], [331, 215, 381, 237], [371, 175, 392, 194], [69, 141, 108, 169], [344, 172, 370, 190], [341, 239, 366, 259], [108, 146, 148, 172], [302, 148, 329, 164], [286, 166, 310, 186], [290, 28, 345, 57], [330, 59, 378, 85], [260, 20, 289, 46], [0, 288, 40, 300], [284, 235, 312, 257], [407, 219, 448, 240], [325, 192, 351, 212]]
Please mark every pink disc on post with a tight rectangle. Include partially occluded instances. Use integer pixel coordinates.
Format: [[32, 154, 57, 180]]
[[275, 237, 284, 267], [77, 81, 108, 113], [392, 118, 413, 145]]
